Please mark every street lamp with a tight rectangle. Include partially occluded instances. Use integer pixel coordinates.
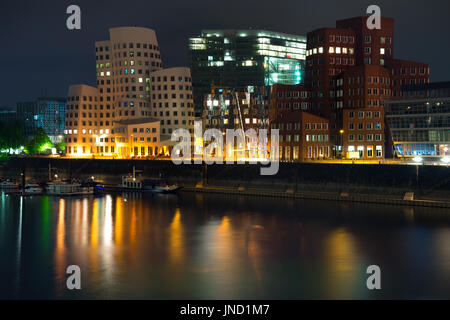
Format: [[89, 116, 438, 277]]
[[339, 129, 344, 158]]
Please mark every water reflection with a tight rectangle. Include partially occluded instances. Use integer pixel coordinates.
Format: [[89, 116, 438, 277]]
[[324, 228, 360, 299], [168, 208, 184, 265], [1, 191, 450, 299]]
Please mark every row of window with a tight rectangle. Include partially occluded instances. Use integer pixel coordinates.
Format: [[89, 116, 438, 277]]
[[64, 129, 110, 135], [151, 102, 193, 108], [65, 121, 111, 128], [270, 122, 329, 131], [308, 34, 355, 45], [348, 134, 383, 141], [306, 46, 355, 56], [96, 43, 160, 51], [67, 112, 113, 118], [96, 52, 161, 60], [66, 145, 116, 154], [276, 102, 309, 109], [305, 134, 329, 142], [152, 93, 193, 99], [152, 76, 191, 83], [151, 85, 192, 91], [348, 111, 381, 119], [347, 145, 383, 158], [348, 122, 382, 130], [131, 127, 157, 133], [277, 91, 309, 99], [152, 110, 193, 117], [392, 67, 428, 76]]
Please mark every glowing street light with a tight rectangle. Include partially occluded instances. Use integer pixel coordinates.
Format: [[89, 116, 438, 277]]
[[413, 156, 423, 163]]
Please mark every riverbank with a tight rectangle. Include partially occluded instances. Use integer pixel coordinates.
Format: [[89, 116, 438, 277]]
[[182, 184, 450, 208], [1, 157, 450, 207]]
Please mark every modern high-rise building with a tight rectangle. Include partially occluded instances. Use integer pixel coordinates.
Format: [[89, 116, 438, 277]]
[[305, 16, 429, 159], [0, 105, 16, 125], [189, 29, 307, 115], [65, 27, 195, 158], [385, 81, 450, 159], [16, 97, 66, 143]]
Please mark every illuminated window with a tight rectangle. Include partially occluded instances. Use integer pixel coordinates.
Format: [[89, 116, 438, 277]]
[[335, 47, 341, 54], [376, 146, 382, 157]]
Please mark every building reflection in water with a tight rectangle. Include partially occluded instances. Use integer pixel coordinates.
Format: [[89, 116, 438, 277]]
[[54, 198, 66, 296], [324, 228, 362, 299], [2, 192, 450, 299], [168, 208, 184, 265]]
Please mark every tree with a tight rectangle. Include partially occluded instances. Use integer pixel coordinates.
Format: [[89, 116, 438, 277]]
[[26, 127, 53, 154]]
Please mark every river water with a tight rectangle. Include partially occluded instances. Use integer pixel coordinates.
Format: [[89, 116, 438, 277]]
[[0, 191, 449, 299]]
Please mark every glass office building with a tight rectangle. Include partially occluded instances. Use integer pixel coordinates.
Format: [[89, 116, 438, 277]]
[[385, 82, 450, 158], [16, 97, 66, 143], [189, 29, 306, 115]]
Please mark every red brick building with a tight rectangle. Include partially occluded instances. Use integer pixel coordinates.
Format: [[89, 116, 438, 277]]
[[305, 16, 429, 159], [270, 84, 331, 161]]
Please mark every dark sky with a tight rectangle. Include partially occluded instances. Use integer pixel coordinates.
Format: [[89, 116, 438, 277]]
[[1, 0, 449, 105]]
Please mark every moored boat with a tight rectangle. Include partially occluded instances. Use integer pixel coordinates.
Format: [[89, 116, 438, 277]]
[[119, 168, 181, 193], [46, 180, 95, 196], [0, 179, 19, 190]]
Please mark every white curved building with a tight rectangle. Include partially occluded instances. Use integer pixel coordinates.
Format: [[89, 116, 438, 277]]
[[65, 27, 194, 158], [150, 67, 195, 139], [65, 84, 103, 156], [95, 26, 162, 123]]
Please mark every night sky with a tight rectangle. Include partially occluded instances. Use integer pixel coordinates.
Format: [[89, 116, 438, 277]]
[[1, 0, 449, 106]]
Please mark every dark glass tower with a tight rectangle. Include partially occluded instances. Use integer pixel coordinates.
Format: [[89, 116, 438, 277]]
[[189, 29, 306, 115]]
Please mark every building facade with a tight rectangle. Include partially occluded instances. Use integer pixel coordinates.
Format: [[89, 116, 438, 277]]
[[16, 97, 66, 143], [113, 118, 161, 158], [203, 86, 270, 160], [269, 84, 330, 161], [0, 106, 16, 125], [385, 82, 450, 159], [305, 16, 429, 159], [150, 67, 195, 139], [189, 29, 306, 115], [65, 27, 194, 158], [65, 85, 101, 156]]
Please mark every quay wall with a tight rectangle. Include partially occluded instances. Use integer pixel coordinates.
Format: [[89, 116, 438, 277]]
[[1, 157, 450, 201]]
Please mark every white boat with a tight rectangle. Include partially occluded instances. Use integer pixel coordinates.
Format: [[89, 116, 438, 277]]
[[0, 179, 19, 190], [120, 167, 181, 193], [47, 181, 94, 196], [22, 183, 44, 195]]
